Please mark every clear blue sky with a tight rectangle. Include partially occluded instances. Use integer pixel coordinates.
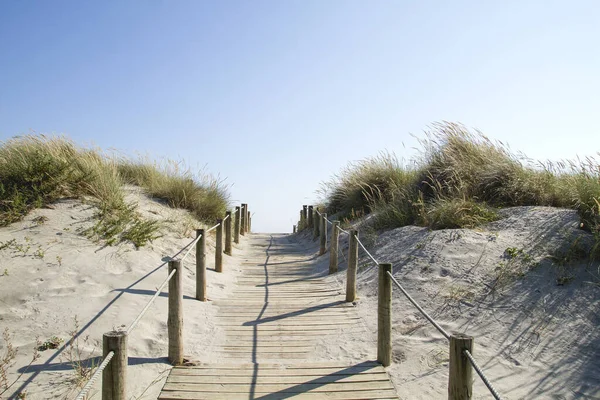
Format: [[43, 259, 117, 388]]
[[1, 1, 599, 232]]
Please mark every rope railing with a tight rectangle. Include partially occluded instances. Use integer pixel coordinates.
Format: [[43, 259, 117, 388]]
[[386, 271, 450, 340], [74, 350, 114, 400], [464, 349, 503, 400], [126, 268, 177, 335], [355, 236, 379, 268], [181, 233, 202, 262], [338, 226, 350, 235], [295, 203, 503, 400], [206, 222, 220, 233], [72, 203, 249, 400]]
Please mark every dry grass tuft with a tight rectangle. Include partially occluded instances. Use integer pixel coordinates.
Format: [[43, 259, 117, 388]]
[[0, 135, 230, 247], [320, 122, 600, 256], [117, 158, 229, 223]]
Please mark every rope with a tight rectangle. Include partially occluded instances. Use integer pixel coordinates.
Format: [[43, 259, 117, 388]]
[[338, 226, 350, 235], [126, 268, 177, 335], [74, 350, 114, 400], [223, 214, 230, 222], [387, 271, 450, 340], [464, 349, 503, 400], [355, 236, 379, 267], [206, 222, 220, 233], [181, 234, 202, 262], [326, 219, 333, 226]]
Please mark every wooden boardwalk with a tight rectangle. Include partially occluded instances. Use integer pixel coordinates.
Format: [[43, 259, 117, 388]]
[[159, 234, 399, 399]]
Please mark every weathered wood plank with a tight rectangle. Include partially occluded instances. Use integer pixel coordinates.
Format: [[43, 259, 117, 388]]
[[166, 373, 391, 384], [159, 393, 399, 400], [161, 380, 395, 393], [170, 365, 386, 376]]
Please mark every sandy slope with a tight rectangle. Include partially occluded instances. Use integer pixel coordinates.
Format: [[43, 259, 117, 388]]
[[2, 198, 599, 400], [295, 207, 600, 399], [0, 187, 246, 399]]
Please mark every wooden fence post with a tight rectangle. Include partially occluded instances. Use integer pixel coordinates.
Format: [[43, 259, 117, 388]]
[[234, 206, 241, 244], [346, 230, 359, 302], [378, 263, 392, 367], [240, 204, 247, 235], [313, 210, 320, 240], [293, 225, 297, 233], [215, 219, 223, 272], [225, 211, 232, 255], [299, 210, 303, 230], [449, 334, 474, 400], [248, 211, 251, 233], [319, 213, 328, 255], [168, 260, 183, 365], [102, 331, 127, 400], [307, 205, 313, 228], [196, 229, 206, 301], [329, 221, 340, 274], [302, 205, 308, 229]]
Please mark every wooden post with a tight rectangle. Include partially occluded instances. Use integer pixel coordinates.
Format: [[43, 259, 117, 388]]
[[293, 225, 297, 233], [240, 203, 247, 235], [225, 211, 232, 256], [449, 334, 474, 400], [313, 210, 320, 240], [168, 260, 183, 365], [215, 219, 223, 272], [247, 211, 251, 233], [307, 205, 314, 228], [102, 331, 127, 400], [196, 229, 206, 301], [302, 205, 308, 229], [329, 221, 340, 274], [346, 230, 359, 302], [378, 263, 392, 367], [319, 212, 328, 255], [234, 206, 241, 244], [299, 210, 303, 230]]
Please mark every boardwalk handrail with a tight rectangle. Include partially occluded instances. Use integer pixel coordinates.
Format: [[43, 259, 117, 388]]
[[72, 203, 250, 400], [296, 204, 503, 400]]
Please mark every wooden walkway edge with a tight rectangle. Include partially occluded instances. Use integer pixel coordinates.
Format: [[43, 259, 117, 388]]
[[159, 233, 399, 400]]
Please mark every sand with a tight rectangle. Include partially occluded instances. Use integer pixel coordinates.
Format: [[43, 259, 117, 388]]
[[2, 195, 599, 399], [0, 187, 245, 399], [295, 206, 600, 399]]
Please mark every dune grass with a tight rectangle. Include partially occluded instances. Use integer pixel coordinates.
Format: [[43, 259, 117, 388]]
[[320, 122, 600, 258], [0, 135, 230, 247], [117, 158, 229, 222]]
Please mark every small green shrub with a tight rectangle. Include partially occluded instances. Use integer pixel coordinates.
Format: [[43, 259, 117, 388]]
[[83, 202, 161, 248]]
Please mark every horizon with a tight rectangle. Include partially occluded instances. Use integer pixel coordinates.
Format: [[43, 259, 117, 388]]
[[2, 1, 599, 232]]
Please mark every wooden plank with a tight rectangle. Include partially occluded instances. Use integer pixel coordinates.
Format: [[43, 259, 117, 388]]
[[213, 303, 356, 308], [166, 373, 391, 384], [219, 341, 315, 347], [222, 325, 361, 332], [159, 393, 399, 400], [161, 380, 394, 393], [215, 321, 359, 328], [170, 366, 386, 376], [174, 361, 381, 369]]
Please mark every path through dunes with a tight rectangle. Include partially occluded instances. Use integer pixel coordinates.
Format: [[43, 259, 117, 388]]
[[159, 233, 399, 399]]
